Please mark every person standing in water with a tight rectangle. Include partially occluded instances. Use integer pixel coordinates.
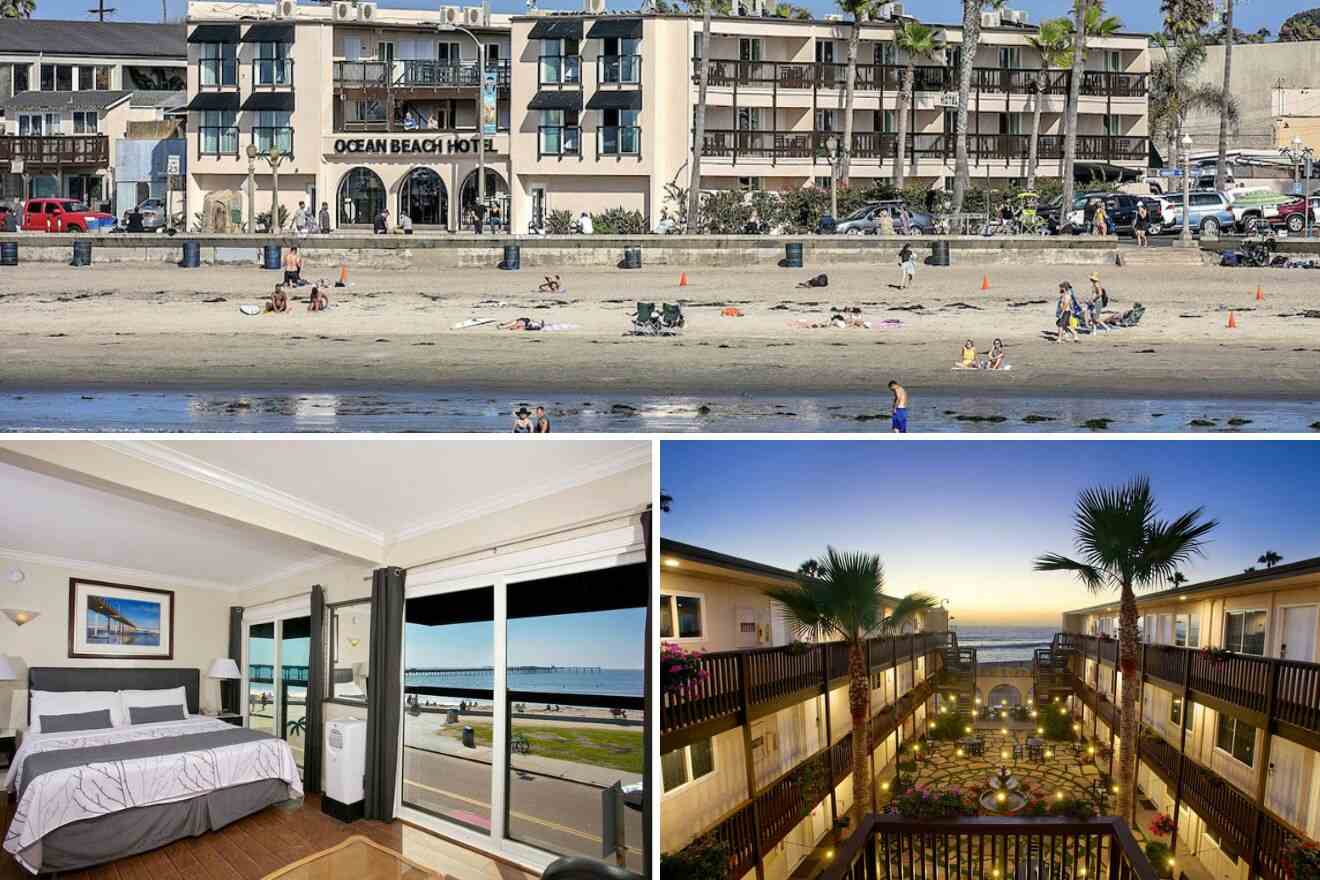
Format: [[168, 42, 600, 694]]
[[512, 407, 533, 433], [889, 381, 908, 433], [534, 406, 552, 433]]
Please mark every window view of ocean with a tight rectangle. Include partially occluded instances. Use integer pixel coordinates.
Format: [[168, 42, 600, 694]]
[[950, 625, 1056, 662], [402, 667, 644, 697]]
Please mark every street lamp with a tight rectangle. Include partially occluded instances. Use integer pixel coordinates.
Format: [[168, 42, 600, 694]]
[[439, 23, 487, 232], [825, 134, 839, 224], [1281, 135, 1315, 238], [1180, 132, 1193, 245], [251, 144, 285, 232], [245, 144, 258, 234]]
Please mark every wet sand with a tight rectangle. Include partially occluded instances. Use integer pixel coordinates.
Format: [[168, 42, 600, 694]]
[[3, 260, 1320, 401]]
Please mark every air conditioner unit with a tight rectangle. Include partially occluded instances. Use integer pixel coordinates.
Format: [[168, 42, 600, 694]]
[[583, 0, 605, 12], [357, 1, 376, 20], [890, 1, 903, 15], [463, 6, 484, 25], [332, 1, 353, 21], [323, 718, 366, 823], [274, 0, 297, 17], [441, 5, 461, 24], [980, 10, 1000, 27]]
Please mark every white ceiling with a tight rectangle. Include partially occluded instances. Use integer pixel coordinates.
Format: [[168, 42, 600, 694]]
[[146, 439, 649, 540], [0, 460, 335, 591]]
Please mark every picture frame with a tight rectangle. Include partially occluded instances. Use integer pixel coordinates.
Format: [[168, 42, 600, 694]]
[[68, 578, 175, 660]]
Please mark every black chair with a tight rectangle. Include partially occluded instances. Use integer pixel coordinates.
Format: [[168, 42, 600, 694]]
[[542, 856, 640, 880]]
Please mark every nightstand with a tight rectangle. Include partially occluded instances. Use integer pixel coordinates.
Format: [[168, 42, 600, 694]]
[[215, 714, 243, 727], [0, 728, 15, 771]]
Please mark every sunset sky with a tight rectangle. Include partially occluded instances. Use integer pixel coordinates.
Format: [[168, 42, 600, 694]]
[[660, 440, 1320, 626]]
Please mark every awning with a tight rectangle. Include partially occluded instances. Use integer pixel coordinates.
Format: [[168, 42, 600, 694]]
[[242, 22, 294, 42], [528, 89, 582, 111], [527, 17, 584, 40], [185, 91, 240, 111], [586, 89, 641, 110], [586, 17, 641, 39], [242, 91, 295, 111], [187, 23, 240, 43], [404, 563, 647, 627]]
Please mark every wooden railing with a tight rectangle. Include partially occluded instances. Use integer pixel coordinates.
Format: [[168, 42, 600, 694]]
[[332, 59, 511, 89], [821, 815, 1158, 880], [0, 135, 110, 168], [696, 130, 1148, 165]]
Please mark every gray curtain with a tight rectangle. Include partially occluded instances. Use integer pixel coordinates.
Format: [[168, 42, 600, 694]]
[[305, 585, 325, 795], [225, 607, 243, 715], [641, 509, 653, 878], [364, 566, 405, 821]]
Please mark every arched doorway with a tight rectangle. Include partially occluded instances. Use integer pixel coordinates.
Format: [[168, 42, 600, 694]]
[[399, 167, 448, 228], [337, 167, 386, 227], [988, 684, 1023, 707], [459, 168, 509, 230]]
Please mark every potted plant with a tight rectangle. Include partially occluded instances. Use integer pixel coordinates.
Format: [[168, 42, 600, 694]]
[[1145, 841, 1175, 879], [784, 640, 816, 656], [1149, 812, 1176, 839], [1282, 835, 1320, 880], [661, 643, 708, 697], [660, 834, 730, 880]]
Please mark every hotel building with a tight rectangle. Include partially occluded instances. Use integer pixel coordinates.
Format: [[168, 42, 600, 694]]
[[184, 0, 512, 231], [506, 7, 1152, 232], [0, 20, 186, 207]]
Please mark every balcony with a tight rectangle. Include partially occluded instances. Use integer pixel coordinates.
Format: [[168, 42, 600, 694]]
[[197, 126, 240, 157], [0, 134, 110, 169], [332, 60, 511, 91], [597, 54, 641, 86], [197, 58, 238, 89], [252, 58, 294, 89], [538, 125, 581, 158], [597, 125, 641, 157], [251, 126, 293, 158], [821, 815, 1158, 880], [692, 58, 1148, 98], [538, 54, 582, 87], [696, 130, 1149, 165]]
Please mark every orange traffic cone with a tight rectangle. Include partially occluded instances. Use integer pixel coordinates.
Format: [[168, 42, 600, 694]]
[[1227, 311, 1238, 329], [337, 262, 349, 288], [1255, 285, 1264, 301], [679, 272, 688, 287], [981, 274, 991, 291]]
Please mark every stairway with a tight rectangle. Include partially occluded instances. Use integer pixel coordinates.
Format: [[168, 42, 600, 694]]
[[1115, 245, 1207, 267]]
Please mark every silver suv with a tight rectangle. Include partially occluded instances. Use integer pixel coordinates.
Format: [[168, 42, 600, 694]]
[[123, 198, 167, 232]]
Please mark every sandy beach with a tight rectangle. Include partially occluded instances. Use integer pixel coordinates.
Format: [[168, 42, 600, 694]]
[[3, 258, 1319, 403]]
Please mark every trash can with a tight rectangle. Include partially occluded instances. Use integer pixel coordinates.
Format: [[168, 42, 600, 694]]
[[71, 240, 92, 266], [784, 242, 804, 268], [501, 243, 521, 270], [446, 708, 459, 724], [0, 242, 16, 266], [181, 240, 201, 268], [262, 244, 282, 270], [462, 726, 475, 748], [621, 246, 642, 269], [931, 240, 951, 267]]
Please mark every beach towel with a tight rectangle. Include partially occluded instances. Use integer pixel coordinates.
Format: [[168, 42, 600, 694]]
[[452, 318, 496, 330], [952, 364, 1013, 371], [721, 307, 744, 317], [239, 304, 262, 316]]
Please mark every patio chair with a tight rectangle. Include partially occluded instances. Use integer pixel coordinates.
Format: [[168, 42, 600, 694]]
[[630, 301, 661, 335], [1027, 743, 1044, 761], [512, 733, 531, 754], [660, 302, 685, 331]]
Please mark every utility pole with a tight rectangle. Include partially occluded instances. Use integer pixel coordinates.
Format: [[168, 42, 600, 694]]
[[87, 0, 116, 21]]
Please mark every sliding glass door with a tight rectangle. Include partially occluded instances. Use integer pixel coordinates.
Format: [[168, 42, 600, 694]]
[[244, 605, 311, 772], [398, 524, 648, 872]]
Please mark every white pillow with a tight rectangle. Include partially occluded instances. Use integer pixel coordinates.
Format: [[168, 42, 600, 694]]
[[29, 690, 125, 733], [119, 686, 189, 719]]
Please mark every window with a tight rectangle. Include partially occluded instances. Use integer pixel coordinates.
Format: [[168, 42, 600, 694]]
[[693, 33, 703, 60], [662, 738, 715, 793], [539, 109, 580, 155], [874, 42, 896, 65], [95, 65, 112, 89], [199, 42, 238, 86], [816, 109, 835, 132], [737, 176, 762, 192], [540, 38, 580, 85], [39, 63, 74, 91], [1174, 613, 1200, 648], [18, 113, 57, 136], [1106, 50, 1122, 72], [330, 601, 370, 703], [1225, 610, 1266, 655], [737, 107, 760, 131], [254, 110, 293, 154], [739, 38, 761, 62], [72, 111, 98, 134], [943, 108, 958, 135], [1216, 714, 1256, 767], [256, 42, 292, 85], [600, 109, 639, 155], [9, 62, 30, 94], [1170, 695, 1185, 727], [879, 109, 896, 133], [660, 592, 703, 639], [998, 47, 1021, 69], [1103, 115, 1122, 136], [351, 99, 386, 123], [199, 110, 238, 154]]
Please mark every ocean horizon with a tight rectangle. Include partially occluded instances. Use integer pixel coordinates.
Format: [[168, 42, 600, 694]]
[[950, 625, 1056, 663]]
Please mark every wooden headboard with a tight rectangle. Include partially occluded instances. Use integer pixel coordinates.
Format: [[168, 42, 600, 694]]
[[27, 666, 201, 724]]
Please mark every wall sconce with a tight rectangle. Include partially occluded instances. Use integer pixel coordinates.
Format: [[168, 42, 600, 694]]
[[348, 638, 361, 648], [2, 609, 40, 626]]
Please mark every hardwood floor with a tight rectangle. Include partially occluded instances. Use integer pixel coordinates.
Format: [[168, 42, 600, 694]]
[[1, 794, 536, 880]]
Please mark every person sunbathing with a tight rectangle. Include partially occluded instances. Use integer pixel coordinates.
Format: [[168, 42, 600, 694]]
[[265, 284, 291, 314], [308, 286, 329, 312], [961, 339, 977, 367], [986, 338, 1006, 369], [500, 317, 545, 331], [538, 274, 562, 293]]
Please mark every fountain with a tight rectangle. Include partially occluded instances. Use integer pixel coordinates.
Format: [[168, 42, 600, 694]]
[[979, 766, 1027, 814]]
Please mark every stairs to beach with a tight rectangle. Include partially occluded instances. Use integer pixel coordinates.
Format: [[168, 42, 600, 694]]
[[1115, 246, 1207, 267]]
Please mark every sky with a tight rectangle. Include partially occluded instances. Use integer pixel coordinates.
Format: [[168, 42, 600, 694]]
[[31, 0, 1314, 35], [660, 440, 1320, 627]]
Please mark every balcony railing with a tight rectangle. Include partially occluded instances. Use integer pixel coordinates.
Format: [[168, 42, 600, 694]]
[[598, 125, 641, 156], [252, 126, 293, 157], [821, 815, 1158, 880], [597, 54, 640, 85], [697, 130, 1148, 164], [252, 57, 294, 88], [332, 59, 512, 89], [197, 126, 239, 157], [539, 125, 581, 157], [692, 58, 1147, 98], [539, 54, 582, 86], [0, 134, 110, 168], [198, 58, 238, 88]]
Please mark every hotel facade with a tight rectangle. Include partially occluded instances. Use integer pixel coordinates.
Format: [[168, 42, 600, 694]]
[[181, 1, 1152, 233]]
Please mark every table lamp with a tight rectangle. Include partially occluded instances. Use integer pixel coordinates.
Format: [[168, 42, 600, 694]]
[[207, 658, 241, 715]]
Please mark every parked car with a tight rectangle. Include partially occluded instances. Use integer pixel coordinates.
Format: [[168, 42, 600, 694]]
[[1138, 197, 1166, 235], [0, 203, 13, 232], [833, 201, 934, 235], [1162, 191, 1235, 236], [122, 197, 168, 232], [1265, 197, 1310, 235], [21, 197, 116, 233]]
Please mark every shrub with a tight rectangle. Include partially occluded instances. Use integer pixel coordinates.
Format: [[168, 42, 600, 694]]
[[661, 643, 708, 697], [890, 784, 980, 819], [545, 209, 575, 234], [1283, 835, 1320, 880], [928, 710, 966, 741], [590, 207, 647, 235], [255, 204, 289, 232], [1145, 841, 1174, 878], [698, 189, 752, 234], [1040, 704, 1077, 742], [660, 834, 730, 880]]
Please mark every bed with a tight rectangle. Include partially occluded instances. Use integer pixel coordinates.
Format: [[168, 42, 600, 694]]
[[2, 667, 303, 874]]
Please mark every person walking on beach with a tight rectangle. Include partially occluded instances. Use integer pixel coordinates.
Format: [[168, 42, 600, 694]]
[[889, 380, 909, 433], [1094, 200, 1109, 237], [534, 406, 552, 433], [319, 202, 331, 234], [898, 243, 916, 289], [1056, 281, 1080, 343], [1134, 201, 1149, 247]]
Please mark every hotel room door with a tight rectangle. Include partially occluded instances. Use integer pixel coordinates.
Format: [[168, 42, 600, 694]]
[[244, 605, 312, 771]]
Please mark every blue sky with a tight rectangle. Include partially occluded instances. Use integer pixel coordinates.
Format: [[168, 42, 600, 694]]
[[406, 609, 646, 669], [31, 0, 1311, 34], [660, 440, 1320, 626], [89, 595, 160, 630]]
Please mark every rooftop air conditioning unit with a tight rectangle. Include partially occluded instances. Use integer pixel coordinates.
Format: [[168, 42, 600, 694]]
[[332, 1, 353, 21], [980, 10, 1000, 27], [463, 6, 484, 25], [357, 1, 376, 19], [890, 2, 903, 15], [441, 5, 461, 23], [274, 0, 297, 17], [583, 0, 606, 13]]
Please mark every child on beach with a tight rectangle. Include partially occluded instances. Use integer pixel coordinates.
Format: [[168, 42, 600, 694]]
[[899, 244, 916, 289], [308, 286, 329, 311], [961, 339, 977, 367]]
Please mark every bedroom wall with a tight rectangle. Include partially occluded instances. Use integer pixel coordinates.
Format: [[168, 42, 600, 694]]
[[0, 554, 234, 730]]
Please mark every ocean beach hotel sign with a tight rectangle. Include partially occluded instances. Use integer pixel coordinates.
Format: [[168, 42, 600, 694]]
[[331, 135, 497, 156]]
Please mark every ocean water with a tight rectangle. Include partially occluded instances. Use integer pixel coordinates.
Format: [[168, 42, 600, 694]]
[[405, 668, 644, 698], [952, 625, 1057, 663]]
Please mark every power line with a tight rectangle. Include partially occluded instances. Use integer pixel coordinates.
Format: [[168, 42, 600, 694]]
[[88, 0, 115, 21]]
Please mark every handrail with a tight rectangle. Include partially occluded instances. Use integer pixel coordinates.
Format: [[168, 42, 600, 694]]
[[695, 129, 1147, 163], [0, 134, 110, 167]]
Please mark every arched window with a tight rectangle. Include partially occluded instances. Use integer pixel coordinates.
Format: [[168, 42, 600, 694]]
[[988, 684, 1023, 707], [399, 167, 448, 228], [458, 168, 509, 231], [336, 167, 386, 227]]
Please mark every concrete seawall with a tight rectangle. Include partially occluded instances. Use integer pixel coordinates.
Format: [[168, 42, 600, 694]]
[[0, 232, 1123, 268]]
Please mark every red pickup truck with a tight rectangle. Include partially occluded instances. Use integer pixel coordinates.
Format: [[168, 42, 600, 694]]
[[20, 197, 116, 232]]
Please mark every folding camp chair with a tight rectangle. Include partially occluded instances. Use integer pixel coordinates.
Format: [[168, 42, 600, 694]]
[[660, 302, 685, 331], [631, 301, 661, 335]]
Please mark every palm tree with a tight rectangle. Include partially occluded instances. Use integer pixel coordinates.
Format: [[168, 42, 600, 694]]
[[1170, 571, 1188, 587], [1160, 0, 1214, 37], [798, 559, 822, 578], [1034, 477, 1217, 825], [1060, 2, 1121, 223], [687, 0, 727, 232], [0, 0, 35, 16], [1213, 0, 1235, 192], [765, 547, 935, 820], [1258, 551, 1283, 569], [952, 0, 1007, 214], [1148, 36, 1238, 176], [837, 0, 874, 189], [771, 1, 812, 18], [1025, 18, 1072, 192], [893, 21, 939, 189]]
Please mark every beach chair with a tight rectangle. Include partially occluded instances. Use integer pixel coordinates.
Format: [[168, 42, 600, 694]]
[[1112, 303, 1146, 328], [631, 301, 661, 335], [660, 302, 685, 331], [512, 733, 531, 754]]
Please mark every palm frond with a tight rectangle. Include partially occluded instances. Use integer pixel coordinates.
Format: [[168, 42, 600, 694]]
[[880, 592, 939, 635], [1033, 552, 1106, 593], [764, 545, 887, 645]]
